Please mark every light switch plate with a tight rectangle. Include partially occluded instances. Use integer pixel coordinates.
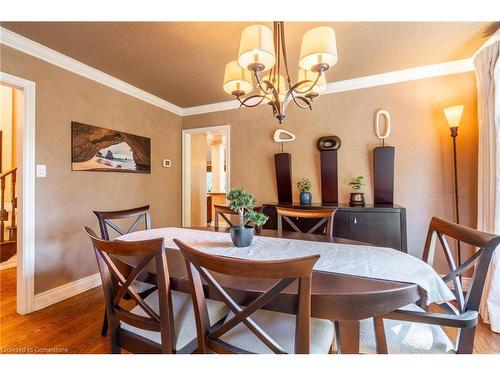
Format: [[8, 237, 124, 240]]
[[162, 159, 171, 168], [36, 164, 46, 177]]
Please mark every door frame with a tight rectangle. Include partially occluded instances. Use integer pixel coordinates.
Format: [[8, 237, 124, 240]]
[[0, 72, 36, 314], [181, 125, 230, 227]]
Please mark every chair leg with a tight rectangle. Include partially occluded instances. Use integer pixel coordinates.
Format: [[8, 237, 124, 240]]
[[109, 322, 121, 354], [456, 327, 476, 354], [373, 317, 388, 354], [101, 311, 108, 336]]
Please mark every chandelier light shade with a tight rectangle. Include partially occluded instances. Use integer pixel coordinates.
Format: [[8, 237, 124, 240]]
[[299, 26, 338, 71], [223, 60, 253, 96], [297, 69, 327, 97], [443, 105, 464, 128], [237, 25, 276, 72], [224, 21, 337, 123]]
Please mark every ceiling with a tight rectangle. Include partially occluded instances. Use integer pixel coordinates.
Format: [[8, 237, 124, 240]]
[[1, 22, 497, 108]]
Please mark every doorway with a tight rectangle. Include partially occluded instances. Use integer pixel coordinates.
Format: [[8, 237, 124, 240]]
[[0, 84, 19, 264], [0, 72, 36, 315], [182, 125, 230, 227]]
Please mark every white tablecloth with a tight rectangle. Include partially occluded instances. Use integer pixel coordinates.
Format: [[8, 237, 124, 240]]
[[118, 227, 455, 304]]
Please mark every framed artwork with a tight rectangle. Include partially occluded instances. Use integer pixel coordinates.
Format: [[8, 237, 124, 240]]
[[71, 121, 151, 173]]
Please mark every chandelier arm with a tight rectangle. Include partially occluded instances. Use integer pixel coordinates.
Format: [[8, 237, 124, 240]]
[[292, 95, 313, 110], [283, 91, 312, 113], [283, 78, 316, 103], [253, 71, 275, 96], [279, 21, 293, 89], [238, 94, 268, 108], [292, 71, 323, 95]]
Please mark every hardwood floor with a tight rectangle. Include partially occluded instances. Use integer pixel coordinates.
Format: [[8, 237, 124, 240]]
[[1, 266, 500, 354]]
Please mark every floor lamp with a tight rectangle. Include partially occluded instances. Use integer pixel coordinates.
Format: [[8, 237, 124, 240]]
[[443, 105, 464, 269]]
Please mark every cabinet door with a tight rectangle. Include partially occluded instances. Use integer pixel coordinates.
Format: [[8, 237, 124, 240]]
[[348, 212, 402, 251]]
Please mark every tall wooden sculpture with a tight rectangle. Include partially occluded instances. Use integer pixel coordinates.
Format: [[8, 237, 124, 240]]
[[317, 136, 341, 205], [373, 110, 395, 204], [273, 129, 295, 203]]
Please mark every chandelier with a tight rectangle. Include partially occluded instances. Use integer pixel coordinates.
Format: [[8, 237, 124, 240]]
[[223, 22, 337, 123]]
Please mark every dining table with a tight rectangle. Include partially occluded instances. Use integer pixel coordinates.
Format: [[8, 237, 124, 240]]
[[117, 226, 455, 353]]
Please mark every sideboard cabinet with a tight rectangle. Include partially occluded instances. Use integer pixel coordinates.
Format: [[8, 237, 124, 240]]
[[262, 203, 407, 252]]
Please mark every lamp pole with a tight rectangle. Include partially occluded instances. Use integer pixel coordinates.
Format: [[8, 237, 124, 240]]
[[450, 126, 461, 268], [443, 105, 464, 274]]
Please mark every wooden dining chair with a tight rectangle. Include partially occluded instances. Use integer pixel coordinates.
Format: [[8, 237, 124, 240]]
[[359, 217, 500, 354], [93, 205, 156, 336], [174, 239, 335, 354], [213, 204, 263, 228], [93, 205, 152, 240], [276, 207, 336, 238], [84, 227, 228, 354]]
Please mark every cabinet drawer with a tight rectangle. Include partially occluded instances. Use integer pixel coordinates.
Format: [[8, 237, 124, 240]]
[[348, 212, 402, 251]]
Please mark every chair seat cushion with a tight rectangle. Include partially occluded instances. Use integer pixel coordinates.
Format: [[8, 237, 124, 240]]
[[219, 309, 334, 354], [359, 304, 456, 354], [120, 290, 228, 351], [131, 280, 155, 294]]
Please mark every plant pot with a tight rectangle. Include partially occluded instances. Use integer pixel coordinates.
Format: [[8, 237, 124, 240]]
[[230, 225, 254, 247], [349, 192, 365, 206], [299, 192, 312, 205]]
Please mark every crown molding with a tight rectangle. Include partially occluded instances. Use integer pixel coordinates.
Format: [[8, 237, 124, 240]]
[[324, 58, 473, 95], [183, 58, 474, 116], [183, 99, 241, 116], [0, 27, 184, 116]]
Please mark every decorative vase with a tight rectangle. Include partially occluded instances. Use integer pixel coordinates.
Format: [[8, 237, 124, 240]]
[[349, 192, 365, 206], [230, 225, 254, 247], [299, 192, 312, 205]]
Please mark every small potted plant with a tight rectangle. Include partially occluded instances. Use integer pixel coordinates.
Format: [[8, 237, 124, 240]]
[[297, 178, 312, 205], [227, 188, 269, 247], [245, 209, 269, 234], [349, 176, 365, 206]]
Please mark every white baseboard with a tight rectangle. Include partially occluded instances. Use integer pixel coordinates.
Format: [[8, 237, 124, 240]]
[[33, 273, 102, 311], [0, 255, 16, 270]]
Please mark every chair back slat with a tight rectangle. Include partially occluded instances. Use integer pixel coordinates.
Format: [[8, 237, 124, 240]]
[[175, 238, 319, 354], [436, 233, 465, 312], [85, 226, 175, 353], [213, 204, 263, 228], [421, 217, 500, 313], [213, 204, 234, 228], [94, 205, 151, 240], [276, 207, 336, 238]]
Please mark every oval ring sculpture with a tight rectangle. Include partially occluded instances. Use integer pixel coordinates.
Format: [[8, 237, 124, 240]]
[[273, 129, 296, 143], [316, 135, 341, 151], [375, 109, 391, 139]]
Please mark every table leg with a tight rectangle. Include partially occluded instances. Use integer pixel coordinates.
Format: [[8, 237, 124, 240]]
[[334, 320, 360, 354]]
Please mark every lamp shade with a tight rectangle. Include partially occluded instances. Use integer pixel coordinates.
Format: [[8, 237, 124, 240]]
[[297, 69, 327, 95], [238, 25, 276, 71], [299, 26, 337, 71], [223, 60, 253, 96], [443, 105, 464, 128], [260, 74, 287, 102]]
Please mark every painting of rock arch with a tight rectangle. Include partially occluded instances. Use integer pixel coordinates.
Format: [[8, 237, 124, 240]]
[[71, 121, 151, 173]]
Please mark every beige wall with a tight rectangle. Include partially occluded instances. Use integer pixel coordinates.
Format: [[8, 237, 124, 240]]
[[1, 45, 182, 294], [183, 72, 478, 271]]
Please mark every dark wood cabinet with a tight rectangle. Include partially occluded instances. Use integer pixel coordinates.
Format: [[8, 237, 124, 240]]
[[262, 203, 407, 252]]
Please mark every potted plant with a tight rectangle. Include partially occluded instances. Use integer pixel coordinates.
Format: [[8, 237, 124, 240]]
[[245, 209, 269, 234], [297, 178, 312, 205], [349, 176, 365, 206], [227, 188, 268, 247]]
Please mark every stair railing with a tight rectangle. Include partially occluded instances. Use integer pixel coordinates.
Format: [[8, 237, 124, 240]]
[[0, 167, 17, 242]]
